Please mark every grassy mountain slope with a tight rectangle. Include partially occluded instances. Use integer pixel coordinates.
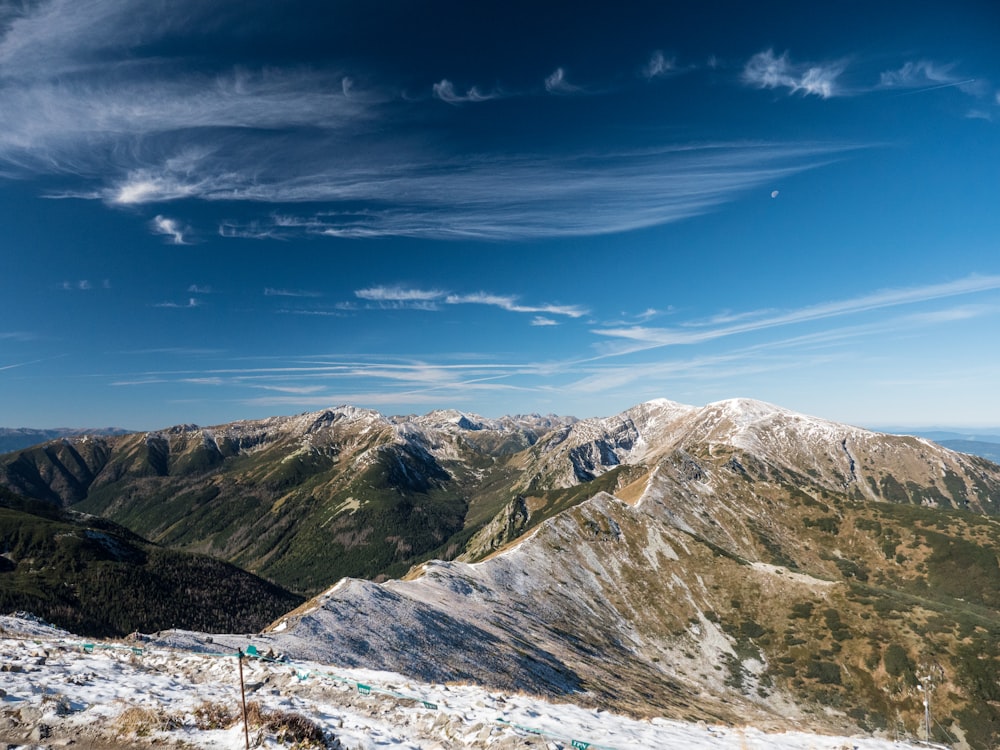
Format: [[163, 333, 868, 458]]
[[4, 399, 1000, 747], [232, 399, 1000, 749], [0, 409, 555, 594], [0, 487, 302, 637], [262, 456, 1000, 747]]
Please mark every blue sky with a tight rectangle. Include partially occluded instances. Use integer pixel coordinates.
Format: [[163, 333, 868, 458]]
[[2, 1, 999, 430]]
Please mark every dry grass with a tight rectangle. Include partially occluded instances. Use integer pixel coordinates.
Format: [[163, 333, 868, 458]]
[[114, 705, 173, 737], [114, 700, 329, 747]]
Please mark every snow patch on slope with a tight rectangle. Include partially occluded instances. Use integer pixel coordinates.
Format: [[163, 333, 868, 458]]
[[0, 615, 924, 750]]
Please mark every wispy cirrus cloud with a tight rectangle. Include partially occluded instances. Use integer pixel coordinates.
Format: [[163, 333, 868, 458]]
[[0, 359, 44, 372], [264, 287, 322, 298], [0, 331, 38, 342], [544, 67, 582, 94], [109, 358, 537, 403], [432, 79, 500, 104], [154, 298, 200, 309], [742, 49, 846, 98], [356, 286, 445, 303], [642, 51, 676, 80], [249, 384, 328, 394], [878, 59, 991, 112], [152, 215, 188, 244], [445, 292, 587, 318], [278, 308, 348, 317], [0, 3, 861, 243], [354, 286, 444, 310], [211, 143, 856, 240], [352, 285, 587, 318], [531, 316, 559, 327], [592, 274, 1000, 356], [635, 308, 667, 322], [880, 60, 955, 87], [558, 299, 1000, 403], [98, 274, 1000, 418], [877, 60, 976, 93]]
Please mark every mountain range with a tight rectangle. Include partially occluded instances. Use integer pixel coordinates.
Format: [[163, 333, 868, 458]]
[[3, 398, 1000, 747], [0, 426, 131, 454]]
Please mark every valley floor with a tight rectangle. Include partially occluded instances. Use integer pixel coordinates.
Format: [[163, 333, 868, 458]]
[[0, 615, 931, 750]]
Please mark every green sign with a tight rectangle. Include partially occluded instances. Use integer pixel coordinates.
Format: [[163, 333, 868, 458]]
[[572, 741, 591, 749], [357, 683, 371, 695], [421, 701, 438, 710]]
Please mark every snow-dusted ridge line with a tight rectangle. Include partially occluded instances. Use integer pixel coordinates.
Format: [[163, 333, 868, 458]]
[[65, 397, 901, 475], [0, 615, 927, 750]]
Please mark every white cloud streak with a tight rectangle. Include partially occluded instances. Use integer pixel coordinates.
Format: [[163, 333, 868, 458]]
[[742, 49, 845, 98], [264, 288, 322, 298], [0, 3, 863, 242], [0, 331, 37, 341], [356, 286, 445, 303], [152, 215, 187, 244], [96, 278, 1000, 416], [544, 67, 581, 94], [250, 384, 328, 394], [210, 143, 856, 240], [0, 359, 41, 372], [432, 79, 499, 104], [60, 280, 94, 291], [445, 292, 587, 318], [879, 60, 958, 88], [154, 298, 200, 309], [352, 286, 587, 318], [592, 274, 1000, 356], [642, 51, 676, 80]]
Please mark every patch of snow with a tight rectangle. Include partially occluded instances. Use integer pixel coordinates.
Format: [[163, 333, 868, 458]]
[[0, 620, 927, 750]]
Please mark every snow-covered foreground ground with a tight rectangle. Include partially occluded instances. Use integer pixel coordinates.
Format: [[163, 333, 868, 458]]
[[0, 615, 926, 750]]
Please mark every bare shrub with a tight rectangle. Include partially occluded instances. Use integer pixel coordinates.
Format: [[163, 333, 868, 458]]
[[191, 700, 237, 729], [244, 701, 328, 747]]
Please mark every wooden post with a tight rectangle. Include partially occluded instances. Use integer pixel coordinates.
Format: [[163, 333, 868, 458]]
[[238, 649, 250, 750]]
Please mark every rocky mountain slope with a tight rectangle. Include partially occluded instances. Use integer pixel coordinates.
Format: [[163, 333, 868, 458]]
[[4, 398, 1000, 746], [153, 398, 1000, 749]]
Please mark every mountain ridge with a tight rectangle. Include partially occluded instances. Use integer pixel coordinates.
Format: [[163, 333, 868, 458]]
[[3, 398, 998, 591], [4, 397, 1000, 746], [0, 426, 131, 454]]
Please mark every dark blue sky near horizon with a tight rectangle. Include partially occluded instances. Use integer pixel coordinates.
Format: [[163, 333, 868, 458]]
[[2, 1, 999, 430]]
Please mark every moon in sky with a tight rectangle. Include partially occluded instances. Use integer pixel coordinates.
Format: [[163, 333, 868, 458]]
[[770, 190, 779, 198]]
